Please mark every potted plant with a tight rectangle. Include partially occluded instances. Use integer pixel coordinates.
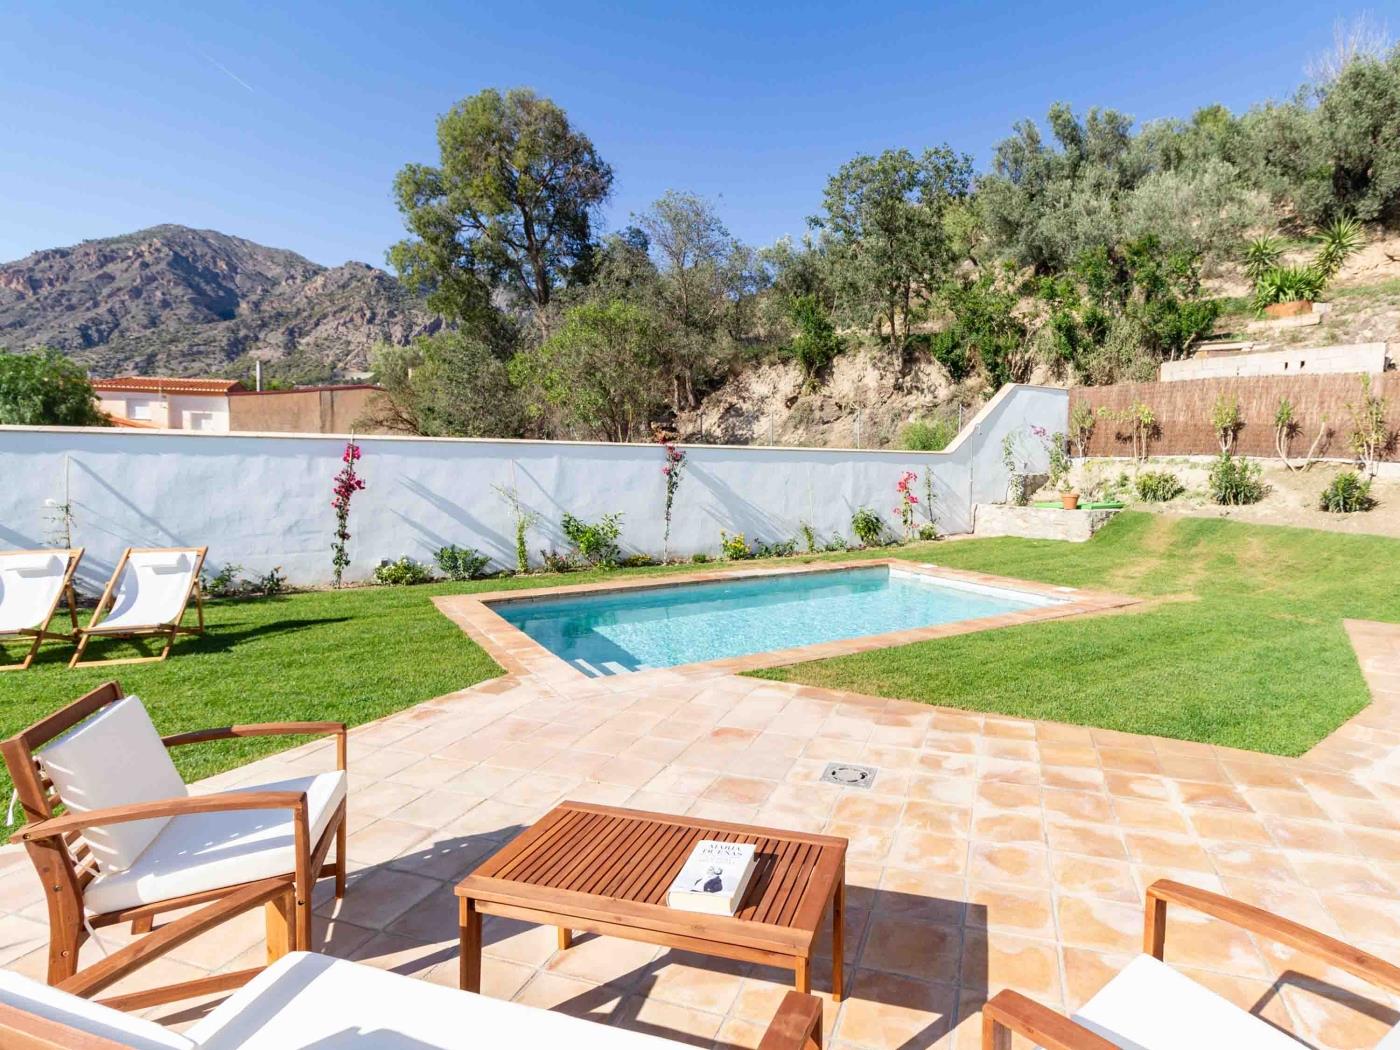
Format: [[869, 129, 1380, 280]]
[[1250, 219, 1363, 319], [1059, 481, 1080, 511]]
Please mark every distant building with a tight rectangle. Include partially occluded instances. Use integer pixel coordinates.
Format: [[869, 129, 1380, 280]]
[[93, 377, 387, 434], [94, 377, 243, 431]]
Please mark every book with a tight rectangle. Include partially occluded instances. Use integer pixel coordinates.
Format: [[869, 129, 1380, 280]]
[[666, 839, 757, 916]]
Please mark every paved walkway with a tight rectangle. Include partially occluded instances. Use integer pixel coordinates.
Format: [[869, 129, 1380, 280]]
[[2, 621, 1399, 1048]]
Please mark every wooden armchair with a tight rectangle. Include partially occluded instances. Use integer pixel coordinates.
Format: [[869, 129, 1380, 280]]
[[983, 879, 1400, 1049], [1, 681, 348, 1011]]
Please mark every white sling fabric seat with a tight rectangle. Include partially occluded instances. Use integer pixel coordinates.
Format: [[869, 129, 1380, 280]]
[[0, 552, 71, 633], [85, 549, 200, 632]]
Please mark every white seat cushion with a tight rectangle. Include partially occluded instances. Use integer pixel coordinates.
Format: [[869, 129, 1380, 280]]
[[38, 695, 188, 872], [0, 965, 193, 1050], [84, 771, 346, 915], [1073, 954, 1305, 1050], [188, 951, 696, 1050]]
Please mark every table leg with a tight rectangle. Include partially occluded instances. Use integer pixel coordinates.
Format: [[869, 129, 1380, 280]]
[[831, 872, 845, 1002], [459, 897, 481, 993], [558, 927, 573, 950]]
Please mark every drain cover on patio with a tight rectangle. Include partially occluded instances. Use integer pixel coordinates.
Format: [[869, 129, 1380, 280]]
[[820, 762, 877, 789]]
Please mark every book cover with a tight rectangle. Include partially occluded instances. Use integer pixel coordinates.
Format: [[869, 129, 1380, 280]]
[[667, 839, 757, 916]]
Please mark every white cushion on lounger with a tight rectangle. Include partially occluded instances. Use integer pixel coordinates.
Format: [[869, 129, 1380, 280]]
[[1072, 954, 1304, 1049], [38, 695, 188, 872], [0, 965, 194, 1050], [0, 552, 67, 632], [90, 550, 198, 631], [84, 771, 346, 914], [188, 951, 694, 1050]]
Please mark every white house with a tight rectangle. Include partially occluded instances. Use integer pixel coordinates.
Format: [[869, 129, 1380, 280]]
[[94, 377, 243, 431]]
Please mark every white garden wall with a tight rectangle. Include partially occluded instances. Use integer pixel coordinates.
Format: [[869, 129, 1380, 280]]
[[0, 384, 1066, 591]]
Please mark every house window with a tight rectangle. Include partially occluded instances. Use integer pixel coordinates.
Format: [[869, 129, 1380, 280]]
[[187, 411, 215, 431], [128, 400, 152, 421]]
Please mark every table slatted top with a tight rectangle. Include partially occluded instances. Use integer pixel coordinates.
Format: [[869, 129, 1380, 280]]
[[456, 802, 846, 947]]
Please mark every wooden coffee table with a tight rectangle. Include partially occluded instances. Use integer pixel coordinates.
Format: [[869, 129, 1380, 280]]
[[456, 802, 847, 1000]]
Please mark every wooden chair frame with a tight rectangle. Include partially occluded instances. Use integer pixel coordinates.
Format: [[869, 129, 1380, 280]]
[[1, 681, 348, 1011], [982, 878, 1400, 1049], [0, 548, 83, 672], [69, 546, 208, 669]]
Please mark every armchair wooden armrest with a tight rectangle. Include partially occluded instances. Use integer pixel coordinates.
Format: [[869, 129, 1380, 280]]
[[982, 990, 1117, 1050], [10, 789, 308, 844], [1145, 880, 1400, 995], [758, 990, 824, 1050], [162, 721, 347, 769]]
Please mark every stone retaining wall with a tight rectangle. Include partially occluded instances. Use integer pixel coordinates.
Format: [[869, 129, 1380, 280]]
[[973, 505, 1119, 543]]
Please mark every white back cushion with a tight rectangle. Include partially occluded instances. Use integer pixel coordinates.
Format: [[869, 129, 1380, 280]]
[[99, 550, 198, 630], [39, 695, 188, 872], [0, 552, 67, 633], [1376, 1024, 1400, 1050], [0, 965, 193, 1050]]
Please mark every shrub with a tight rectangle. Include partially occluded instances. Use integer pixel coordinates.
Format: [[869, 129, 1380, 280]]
[[204, 563, 244, 598], [618, 553, 655, 567], [1069, 402, 1096, 457], [1346, 374, 1389, 475], [435, 545, 490, 581], [822, 536, 850, 553], [787, 295, 843, 385], [561, 512, 623, 567], [900, 416, 957, 451], [255, 567, 287, 596], [917, 523, 939, 541], [1319, 471, 1375, 513], [1210, 394, 1242, 453], [720, 531, 752, 560], [538, 550, 574, 573], [1134, 471, 1184, 503], [754, 539, 797, 559], [374, 557, 434, 586], [690, 552, 711, 564], [1207, 453, 1266, 505], [1252, 264, 1324, 311], [851, 507, 886, 546], [800, 522, 818, 554]]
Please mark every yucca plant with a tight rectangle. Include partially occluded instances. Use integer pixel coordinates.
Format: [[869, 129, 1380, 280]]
[[1241, 236, 1285, 282], [1313, 216, 1365, 280]]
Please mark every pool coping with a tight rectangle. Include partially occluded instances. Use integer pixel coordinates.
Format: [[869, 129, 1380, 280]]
[[433, 559, 1142, 682]]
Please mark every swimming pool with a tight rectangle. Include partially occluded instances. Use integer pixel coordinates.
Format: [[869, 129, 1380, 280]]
[[489, 565, 1064, 677]]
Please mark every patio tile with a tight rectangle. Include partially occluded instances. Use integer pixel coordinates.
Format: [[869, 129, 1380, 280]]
[[835, 970, 958, 1049], [967, 843, 1048, 887]]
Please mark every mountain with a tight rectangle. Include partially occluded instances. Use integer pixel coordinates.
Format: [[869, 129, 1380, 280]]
[[0, 225, 439, 378]]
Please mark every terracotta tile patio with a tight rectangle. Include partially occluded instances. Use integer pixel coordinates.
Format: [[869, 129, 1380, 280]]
[[2, 605, 1399, 1048]]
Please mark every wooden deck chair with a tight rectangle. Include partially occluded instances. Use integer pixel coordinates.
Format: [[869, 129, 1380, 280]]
[[69, 547, 207, 668], [1, 681, 348, 1012], [0, 548, 82, 671], [982, 879, 1400, 1049]]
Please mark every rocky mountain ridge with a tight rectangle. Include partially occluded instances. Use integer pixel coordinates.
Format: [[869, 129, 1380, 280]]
[[0, 225, 438, 378]]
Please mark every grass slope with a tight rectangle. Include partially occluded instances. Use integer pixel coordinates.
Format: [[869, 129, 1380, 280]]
[[752, 513, 1391, 756]]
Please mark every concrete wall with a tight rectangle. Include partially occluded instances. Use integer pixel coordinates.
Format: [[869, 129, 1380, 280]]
[[1075, 374, 1400, 460], [1159, 342, 1388, 382], [0, 384, 1066, 590], [228, 386, 384, 434]]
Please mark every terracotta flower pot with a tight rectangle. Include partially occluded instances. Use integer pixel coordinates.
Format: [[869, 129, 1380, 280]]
[[1264, 300, 1313, 319], [1061, 492, 1081, 510]]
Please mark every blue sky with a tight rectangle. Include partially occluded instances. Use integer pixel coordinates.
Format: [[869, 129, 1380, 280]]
[[0, 2, 1369, 269]]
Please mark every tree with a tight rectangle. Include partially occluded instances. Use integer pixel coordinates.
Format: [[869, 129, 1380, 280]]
[[812, 147, 973, 349], [390, 88, 613, 326], [636, 191, 761, 409], [0, 349, 105, 426], [359, 332, 522, 437], [509, 299, 664, 442]]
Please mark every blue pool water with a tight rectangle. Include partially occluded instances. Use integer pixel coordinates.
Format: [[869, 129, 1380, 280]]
[[491, 566, 1060, 677]]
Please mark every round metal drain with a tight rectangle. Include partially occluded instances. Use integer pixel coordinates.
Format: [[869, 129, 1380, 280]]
[[820, 762, 878, 790]]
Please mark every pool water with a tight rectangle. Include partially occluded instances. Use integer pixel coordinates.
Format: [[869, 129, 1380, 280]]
[[491, 566, 1061, 677]]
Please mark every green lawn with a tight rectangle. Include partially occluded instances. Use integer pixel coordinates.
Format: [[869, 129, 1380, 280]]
[[752, 512, 1393, 756], [1, 513, 1389, 803]]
